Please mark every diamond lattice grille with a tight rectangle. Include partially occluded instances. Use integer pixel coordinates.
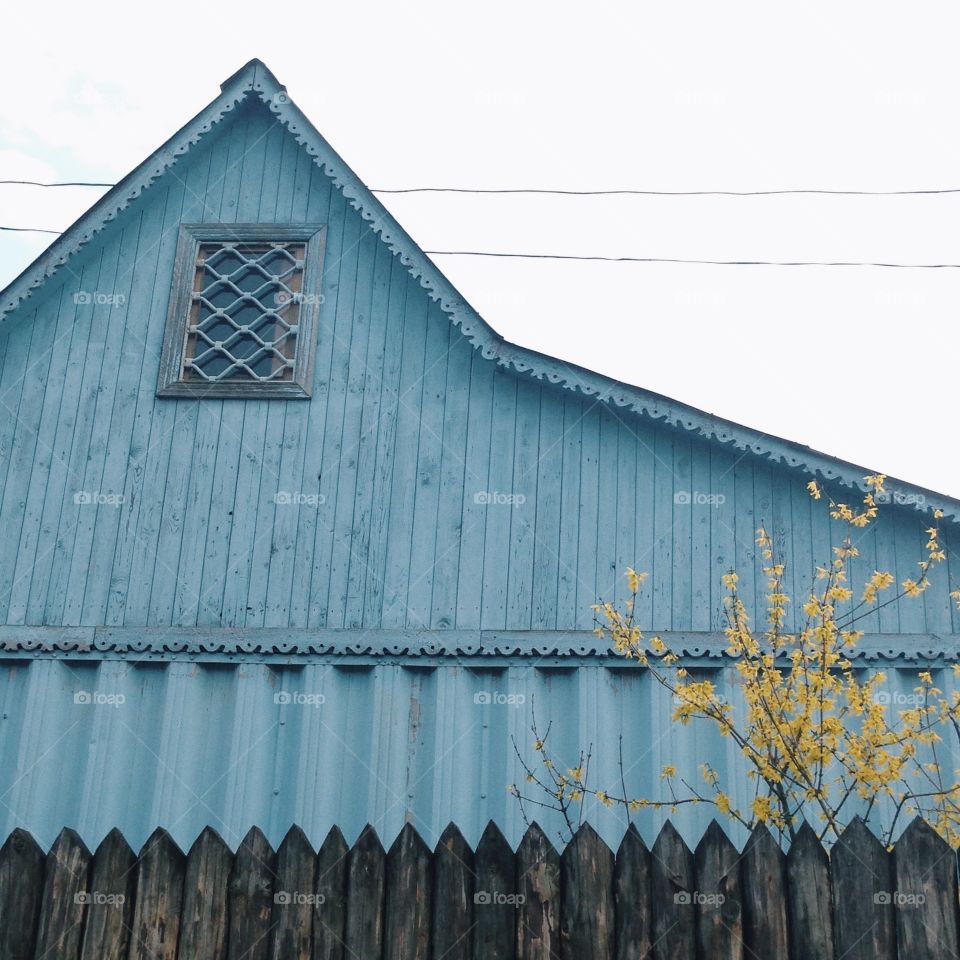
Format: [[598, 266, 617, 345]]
[[183, 241, 307, 382]]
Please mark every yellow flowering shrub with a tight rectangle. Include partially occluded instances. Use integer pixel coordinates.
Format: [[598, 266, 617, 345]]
[[510, 475, 960, 846]]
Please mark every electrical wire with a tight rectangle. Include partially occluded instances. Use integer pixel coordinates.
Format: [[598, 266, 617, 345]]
[[423, 251, 960, 269], [0, 180, 114, 188], [376, 186, 960, 197], [3, 226, 960, 268], [8, 179, 960, 197]]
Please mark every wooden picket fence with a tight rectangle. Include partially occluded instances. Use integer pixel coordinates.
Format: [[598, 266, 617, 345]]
[[0, 816, 956, 960]]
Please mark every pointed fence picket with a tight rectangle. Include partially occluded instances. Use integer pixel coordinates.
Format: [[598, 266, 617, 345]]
[[0, 817, 957, 959]]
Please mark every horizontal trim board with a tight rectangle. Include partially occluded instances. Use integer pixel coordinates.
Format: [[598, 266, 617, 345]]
[[0, 626, 956, 662]]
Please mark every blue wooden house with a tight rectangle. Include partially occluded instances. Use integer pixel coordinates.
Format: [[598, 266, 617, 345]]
[[0, 60, 957, 854]]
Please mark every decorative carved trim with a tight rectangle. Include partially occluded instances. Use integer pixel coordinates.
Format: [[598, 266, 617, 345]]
[[0, 627, 956, 664]]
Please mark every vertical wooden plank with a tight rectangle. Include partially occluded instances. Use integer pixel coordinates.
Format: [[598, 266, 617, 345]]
[[270, 825, 316, 960], [355, 256, 408, 628], [506, 378, 541, 630], [129, 828, 185, 960], [0, 828, 44, 960], [227, 826, 277, 960], [555, 395, 584, 629], [689, 438, 714, 630], [574, 403, 601, 630], [313, 826, 348, 960], [785, 822, 833, 960], [614, 824, 652, 960], [649, 821, 695, 960], [560, 823, 614, 960], [740, 824, 787, 960], [471, 821, 515, 960], [345, 825, 386, 960], [515, 823, 560, 960], [33, 828, 91, 960], [893, 817, 960, 960], [306, 191, 364, 627], [178, 827, 232, 960], [432, 823, 474, 960], [650, 429, 675, 629], [403, 302, 449, 630], [693, 820, 743, 960], [831, 817, 896, 960], [669, 434, 693, 630], [480, 368, 518, 630], [453, 350, 495, 629], [530, 390, 564, 630], [384, 823, 432, 960], [343, 239, 394, 628], [79, 828, 136, 960]]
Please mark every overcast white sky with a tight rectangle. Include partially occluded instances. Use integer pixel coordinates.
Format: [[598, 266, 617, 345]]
[[1, 1, 958, 497]]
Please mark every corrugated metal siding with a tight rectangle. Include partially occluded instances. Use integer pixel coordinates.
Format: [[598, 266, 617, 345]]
[[0, 97, 955, 635], [0, 657, 953, 852]]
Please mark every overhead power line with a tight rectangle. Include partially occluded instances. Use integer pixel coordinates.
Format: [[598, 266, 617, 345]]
[[424, 251, 960, 268], [0, 226, 61, 234], [0, 180, 114, 188], [4, 225, 960, 268], [377, 186, 960, 197], [8, 179, 960, 197]]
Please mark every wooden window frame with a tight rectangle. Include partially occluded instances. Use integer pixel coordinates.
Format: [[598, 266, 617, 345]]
[[156, 223, 327, 399]]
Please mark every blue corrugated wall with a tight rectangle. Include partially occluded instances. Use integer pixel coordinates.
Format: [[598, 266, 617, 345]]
[[0, 656, 952, 852]]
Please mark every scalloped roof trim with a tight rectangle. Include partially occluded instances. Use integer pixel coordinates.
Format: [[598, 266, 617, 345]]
[[1, 59, 957, 524]]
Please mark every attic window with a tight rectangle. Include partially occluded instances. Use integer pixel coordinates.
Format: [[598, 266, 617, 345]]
[[157, 224, 326, 398]]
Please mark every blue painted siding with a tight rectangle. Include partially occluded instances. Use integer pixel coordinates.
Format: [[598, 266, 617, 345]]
[[0, 95, 957, 636]]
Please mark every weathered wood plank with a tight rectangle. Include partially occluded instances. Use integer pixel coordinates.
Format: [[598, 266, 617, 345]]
[[614, 824, 652, 960], [560, 823, 614, 960], [270, 825, 315, 960], [471, 821, 515, 960], [693, 820, 743, 960], [178, 826, 232, 960], [345, 825, 386, 959], [432, 823, 474, 960], [515, 822, 560, 960], [649, 820, 695, 960], [313, 826, 348, 960], [785, 822, 833, 960], [227, 826, 277, 960], [832, 817, 896, 960], [0, 827, 45, 960], [740, 824, 787, 960], [893, 817, 960, 960], [79, 828, 136, 960], [384, 822, 432, 960], [129, 828, 185, 960], [33, 827, 92, 960]]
